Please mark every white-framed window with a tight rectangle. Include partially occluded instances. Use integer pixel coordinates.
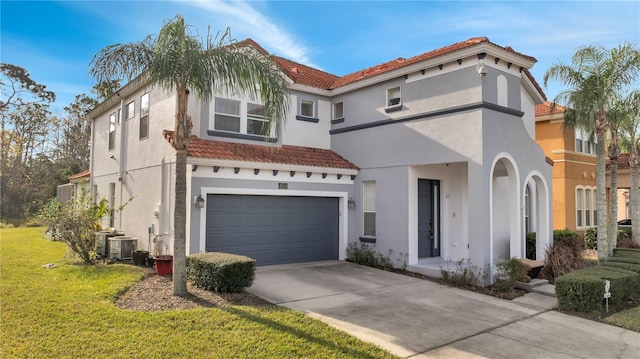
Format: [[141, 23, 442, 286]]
[[575, 128, 595, 154], [363, 181, 376, 237], [386, 86, 401, 107], [108, 112, 116, 151], [213, 97, 273, 138], [300, 99, 314, 117], [126, 100, 135, 120], [576, 186, 597, 228], [140, 93, 149, 140], [333, 102, 344, 120]]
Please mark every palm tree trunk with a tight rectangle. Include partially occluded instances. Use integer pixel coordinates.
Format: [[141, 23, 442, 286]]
[[172, 86, 191, 297], [631, 149, 640, 245], [596, 129, 608, 261], [173, 149, 187, 296], [608, 141, 620, 256]]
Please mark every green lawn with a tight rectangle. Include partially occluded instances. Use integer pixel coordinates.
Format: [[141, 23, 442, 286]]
[[1, 227, 398, 358], [602, 302, 640, 331]]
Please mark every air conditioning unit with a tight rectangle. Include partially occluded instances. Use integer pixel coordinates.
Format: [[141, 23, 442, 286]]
[[94, 231, 110, 257], [108, 236, 138, 261]]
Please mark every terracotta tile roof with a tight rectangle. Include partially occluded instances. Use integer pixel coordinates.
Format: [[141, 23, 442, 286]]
[[608, 153, 631, 170], [536, 101, 567, 116], [274, 56, 340, 89], [330, 37, 537, 89], [239, 37, 539, 91], [525, 69, 547, 101], [69, 169, 90, 180], [164, 131, 358, 170]]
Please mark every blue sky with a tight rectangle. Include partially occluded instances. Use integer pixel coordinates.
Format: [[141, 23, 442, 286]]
[[2, 0, 638, 114]]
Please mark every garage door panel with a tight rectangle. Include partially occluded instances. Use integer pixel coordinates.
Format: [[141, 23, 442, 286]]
[[206, 194, 339, 265]]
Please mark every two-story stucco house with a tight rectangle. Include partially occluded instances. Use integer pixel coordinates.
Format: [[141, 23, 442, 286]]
[[87, 37, 552, 277]]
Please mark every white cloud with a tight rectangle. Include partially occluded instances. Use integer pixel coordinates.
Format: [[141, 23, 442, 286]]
[[184, 0, 317, 67]]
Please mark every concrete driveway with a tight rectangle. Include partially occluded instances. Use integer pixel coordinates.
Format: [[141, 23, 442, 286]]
[[246, 260, 640, 359]]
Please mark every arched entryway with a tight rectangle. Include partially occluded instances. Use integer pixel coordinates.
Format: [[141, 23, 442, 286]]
[[523, 172, 551, 260], [490, 154, 521, 266]]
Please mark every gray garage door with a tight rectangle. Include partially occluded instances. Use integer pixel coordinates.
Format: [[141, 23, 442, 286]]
[[206, 194, 339, 265]]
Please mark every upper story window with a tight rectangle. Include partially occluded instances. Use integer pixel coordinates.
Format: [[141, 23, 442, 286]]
[[212, 97, 274, 139], [108, 112, 116, 151], [333, 102, 344, 120], [575, 128, 595, 154], [387, 86, 401, 106], [140, 93, 149, 140], [126, 101, 135, 120], [300, 100, 314, 117]]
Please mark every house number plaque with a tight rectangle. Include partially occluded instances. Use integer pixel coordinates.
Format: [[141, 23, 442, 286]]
[[278, 183, 288, 189]]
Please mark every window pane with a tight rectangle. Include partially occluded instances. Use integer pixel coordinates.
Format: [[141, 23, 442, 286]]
[[139, 115, 148, 139], [140, 93, 149, 116], [575, 139, 582, 152], [126, 101, 135, 119], [215, 97, 240, 115], [364, 212, 376, 237], [387, 86, 401, 106], [248, 118, 269, 136], [333, 102, 343, 119], [109, 113, 116, 150], [301, 100, 314, 117], [363, 182, 376, 212], [247, 103, 265, 119], [585, 189, 592, 226], [576, 188, 583, 227], [214, 114, 240, 132]]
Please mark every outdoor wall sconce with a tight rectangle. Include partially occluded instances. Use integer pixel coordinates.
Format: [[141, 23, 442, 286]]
[[195, 194, 205, 209], [348, 197, 355, 209]]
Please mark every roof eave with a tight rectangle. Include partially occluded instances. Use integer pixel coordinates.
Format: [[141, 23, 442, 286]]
[[187, 157, 359, 175]]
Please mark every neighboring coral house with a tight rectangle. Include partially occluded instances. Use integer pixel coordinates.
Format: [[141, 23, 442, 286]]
[[85, 37, 553, 275], [535, 102, 597, 235]]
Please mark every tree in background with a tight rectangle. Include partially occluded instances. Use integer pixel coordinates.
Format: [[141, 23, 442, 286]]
[[620, 90, 640, 246], [544, 43, 639, 261], [0, 63, 55, 223], [88, 14, 290, 296]]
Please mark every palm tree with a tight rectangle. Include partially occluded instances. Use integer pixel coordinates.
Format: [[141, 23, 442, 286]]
[[89, 15, 289, 296], [544, 43, 639, 261], [620, 90, 640, 246]]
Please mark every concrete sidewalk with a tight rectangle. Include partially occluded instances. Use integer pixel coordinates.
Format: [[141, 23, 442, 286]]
[[247, 261, 640, 359]]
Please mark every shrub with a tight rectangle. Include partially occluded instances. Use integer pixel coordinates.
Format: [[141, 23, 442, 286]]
[[584, 227, 597, 250], [608, 256, 640, 266], [554, 229, 583, 254], [37, 190, 122, 263], [526, 232, 536, 260], [493, 257, 527, 292], [186, 252, 255, 292], [613, 248, 640, 258], [440, 258, 490, 287], [556, 266, 639, 312], [543, 242, 579, 282], [345, 242, 395, 271], [602, 261, 640, 275], [617, 237, 640, 249]]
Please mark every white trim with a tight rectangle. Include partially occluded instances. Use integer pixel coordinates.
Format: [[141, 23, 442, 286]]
[[197, 187, 349, 262], [188, 158, 359, 176], [192, 166, 354, 184], [489, 152, 521, 267]]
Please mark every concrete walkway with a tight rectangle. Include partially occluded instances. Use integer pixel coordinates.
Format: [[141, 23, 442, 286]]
[[247, 261, 640, 359]]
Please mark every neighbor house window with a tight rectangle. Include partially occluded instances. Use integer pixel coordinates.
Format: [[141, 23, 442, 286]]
[[363, 181, 376, 237], [387, 86, 401, 107], [126, 101, 135, 120], [247, 102, 268, 136], [333, 102, 344, 120], [108, 112, 116, 150], [576, 186, 596, 228], [575, 128, 595, 154], [300, 99, 314, 117], [139, 93, 149, 140]]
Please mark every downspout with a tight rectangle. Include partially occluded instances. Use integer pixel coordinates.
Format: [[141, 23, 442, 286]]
[[118, 99, 125, 229]]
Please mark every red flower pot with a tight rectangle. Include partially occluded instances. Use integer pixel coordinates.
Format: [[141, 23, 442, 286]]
[[154, 255, 173, 276]]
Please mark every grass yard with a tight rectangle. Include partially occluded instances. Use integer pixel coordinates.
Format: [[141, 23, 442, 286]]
[[603, 306, 640, 331], [0, 227, 398, 359]]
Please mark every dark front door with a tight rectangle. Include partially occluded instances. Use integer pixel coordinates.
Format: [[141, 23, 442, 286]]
[[418, 179, 440, 258]]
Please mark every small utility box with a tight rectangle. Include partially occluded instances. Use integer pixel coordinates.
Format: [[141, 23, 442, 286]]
[[108, 236, 137, 261]]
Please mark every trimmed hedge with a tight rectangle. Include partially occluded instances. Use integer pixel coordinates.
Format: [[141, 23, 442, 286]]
[[602, 261, 640, 275], [613, 248, 640, 259], [186, 252, 256, 293], [555, 266, 639, 312], [608, 256, 640, 266]]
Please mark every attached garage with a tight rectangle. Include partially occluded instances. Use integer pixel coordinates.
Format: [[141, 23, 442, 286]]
[[206, 194, 339, 265]]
